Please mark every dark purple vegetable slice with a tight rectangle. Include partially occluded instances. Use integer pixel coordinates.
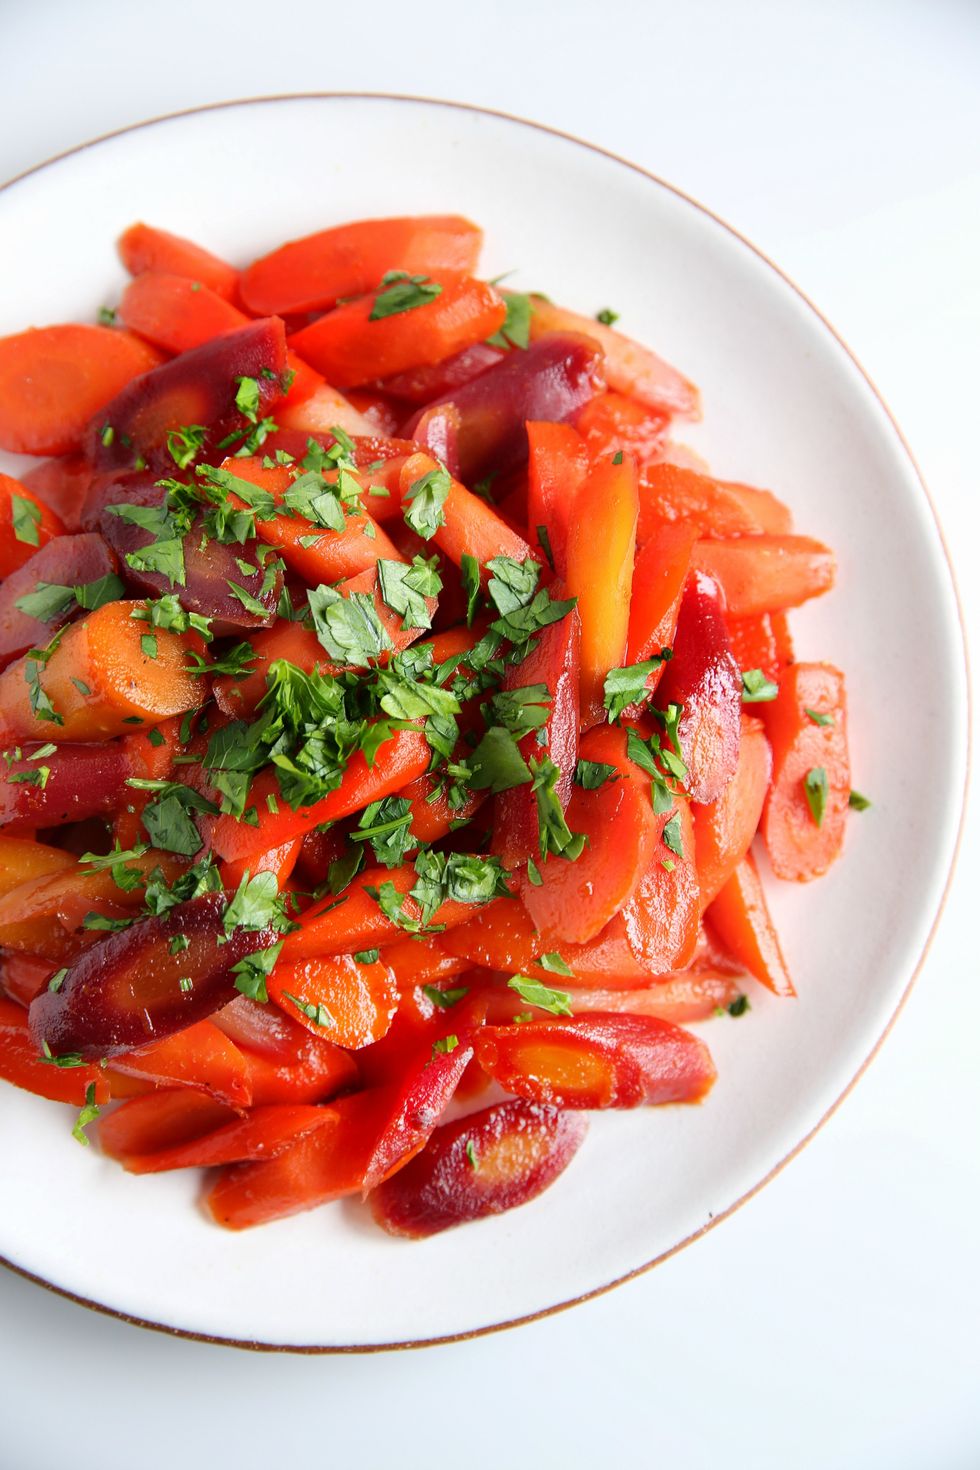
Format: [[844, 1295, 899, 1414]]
[[87, 472, 280, 633], [400, 331, 604, 482], [0, 533, 118, 669], [28, 892, 277, 1059], [0, 742, 134, 832], [83, 319, 288, 474]]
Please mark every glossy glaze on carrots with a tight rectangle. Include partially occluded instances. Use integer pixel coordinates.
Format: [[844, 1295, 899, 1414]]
[[0, 214, 861, 1237]]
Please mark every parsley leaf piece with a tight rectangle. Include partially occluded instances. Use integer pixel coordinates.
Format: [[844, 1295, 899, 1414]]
[[328, 846, 365, 895], [231, 939, 284, 1005], [535, 523, 555, 572], [141, 634, 158, 659], [507, 975, 573, 1016], [134, 593, 213, 642], [848, 789, 872, 812], [376, 554, 441, 630], [432, 1034, 459, 1055], [596, 308, 620, 326], [403, 465, 451, 540], [79, 842, 149, 892], [741, 668, 779, 703], [536, 951, 573, 977], [485, 290, 532, 350], [308, 584, 393, 666], [226, 579, 270, 618], [223, 870, 290, 938], [485, 555, 539, 616], [530, 754, 586, 862], [805, 707, 835, 727], [140, 788, 208, 856], [526, 856, 543, 886], [575, 759, 617, 790], [282, 989, 335, 1028], [465, 1139, 479, 1169], [369, 271, 443, 322], [728, 994, 750, 1018], [460, 553, 482, 625], [484, 683, 550, 738], [354, 948, 380, 964], [72, 1082, 102, 1146], [184, 642, 258, 679], [11, 493, 42, 547], [662, 812, 684, 858], [14, 583, 76, 622], [166, 424, 207, 470], [804, 766, 828, 827], [603, 658, 665, 721], [422, 984, 469, 1010], [467, 725, 532, 793], [350, 796, 415, 868], [234, 376, 261, 422]]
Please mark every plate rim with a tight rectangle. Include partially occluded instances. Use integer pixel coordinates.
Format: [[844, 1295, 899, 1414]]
[[0, 90, 971, 1355]]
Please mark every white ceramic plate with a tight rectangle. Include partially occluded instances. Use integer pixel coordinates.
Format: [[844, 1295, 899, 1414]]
[[0, 96, 967, 1350]]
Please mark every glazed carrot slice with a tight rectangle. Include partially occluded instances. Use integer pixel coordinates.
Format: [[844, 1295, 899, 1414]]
[[268, 954, 400, 1049], [219, 836, 302, 895], [100, 1090, 237, 1160], [118, 273, 322, 405], [398, 452, 534, 570], [118, 222, 240, 300], [525, 420, 590, 578], [638, 462, 791, 542], [240, 214, 483, 315], [0, 997, 110, 1105], [213, 620, 333, 719], [0, 953, 55, 1008], [692, 714, 772, 908], [290, 275, 506, 387], [564, 972, 744, 1024], [224, 454, 403, 584], [0, 475, 65, 580], [474, 1014, 716, 1109], [115, 1103, 340, 1174], [706, 852, 795, 996], [203, 728, 431, 864], [0, 835, 75, 898], [521, 727, 658, 946], [565, 453, 639, 725], [275, 381, 378, 439], [761, 661, 850, 881], [625, 518, 699, 675], [529, 297, 699, 417], [576, 391, 670, 464], [0, 325, 161, 455], [110, 1020, 253, 1108], [375, 936, 470, 990], [279, 861, 503, 963], [0, 853, 181, 962], [399, 770, 486, 846], [371, 1099, 588, 1238], [693, 535, 836, 616], [206, 1086, 400, 1229], [0, 600, 203, 743], [19, 453, 93, 532], [725, 610, 795, 686]]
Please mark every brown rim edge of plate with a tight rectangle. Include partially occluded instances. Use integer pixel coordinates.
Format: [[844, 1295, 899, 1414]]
[[0, 91, 972, 1356]]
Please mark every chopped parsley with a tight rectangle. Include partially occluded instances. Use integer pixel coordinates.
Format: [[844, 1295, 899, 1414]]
[[10, 493, 41, 547], [848, 789, 872, 811], [507, 975, 573, 1016], [403, 465, 451, 540], [603, 656, 669, 722], [741, 668, 779, 702], [804, 766, 828, 827], [72, 1083, 102, 1146], [369, 271, 443, 321]]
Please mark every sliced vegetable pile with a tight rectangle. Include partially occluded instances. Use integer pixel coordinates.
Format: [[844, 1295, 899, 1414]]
[[0, 214, 864, 1238]]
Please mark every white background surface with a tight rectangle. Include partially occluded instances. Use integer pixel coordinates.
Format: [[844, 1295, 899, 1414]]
[[0, 1, 976, 1466]]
